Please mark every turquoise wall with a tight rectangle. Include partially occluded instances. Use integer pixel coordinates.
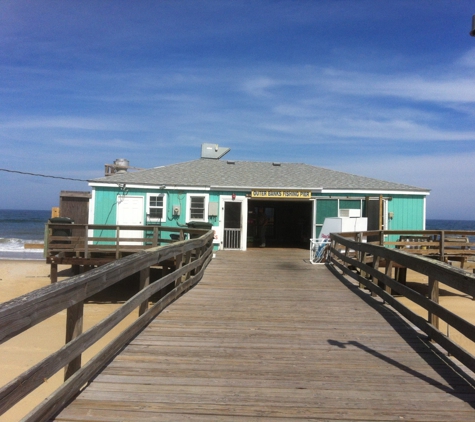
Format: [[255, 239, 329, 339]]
[[313, 194, 425, 237], [387, 195, 425, 231], [93, 187, 119, 225], [92, 188, 119, 244], [92, 187, 239, 248], [92, 187, 426, 247], [93, 188, 234, 226]]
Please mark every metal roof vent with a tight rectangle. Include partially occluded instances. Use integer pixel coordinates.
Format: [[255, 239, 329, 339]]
[[105, 158, 130, 176], [227, 160, 235, 165], [272, 162, 281, 166], [201, 143, 231, 159], [114, 158, 129, 173]]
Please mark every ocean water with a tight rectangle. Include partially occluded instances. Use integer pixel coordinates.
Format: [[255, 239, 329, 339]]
[[426, 219, 475, 231], [0, 209, 50, 260], [426, 219, 475, 243]]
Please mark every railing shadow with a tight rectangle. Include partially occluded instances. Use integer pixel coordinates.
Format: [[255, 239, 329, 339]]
[[405, 281, 471, 299], [327, 263, 475, 409]]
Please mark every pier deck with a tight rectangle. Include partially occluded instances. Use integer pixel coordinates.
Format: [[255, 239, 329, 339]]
[[52, 249, 475, 421]]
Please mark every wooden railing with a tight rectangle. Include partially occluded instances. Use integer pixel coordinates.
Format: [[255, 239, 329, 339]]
[[328, 230, 475, 374], [45, 222, 210, 258], [0, 230, 214, 421], [364, 229, 475, 264]]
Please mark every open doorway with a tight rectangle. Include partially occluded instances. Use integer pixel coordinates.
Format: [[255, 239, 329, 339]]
[[247, 200, 312, 248]]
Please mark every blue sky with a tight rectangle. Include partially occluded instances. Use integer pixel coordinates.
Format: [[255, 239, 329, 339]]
[[1, 1, 475, 219]]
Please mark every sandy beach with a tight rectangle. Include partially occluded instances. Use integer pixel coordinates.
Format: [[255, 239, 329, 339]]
[[0, 258, 474, 421], [0, 260, 137, 422]]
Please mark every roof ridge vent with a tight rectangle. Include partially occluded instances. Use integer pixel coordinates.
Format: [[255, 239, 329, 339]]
[[272, 162, 281, 166], [227, 160, 235, 164]]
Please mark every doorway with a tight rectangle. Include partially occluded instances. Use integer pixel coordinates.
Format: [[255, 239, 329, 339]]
[[248, 200, 313, 248], [223, 201, 242, 249], [220, 196, 247, 250], [116, 195, 144, 245]]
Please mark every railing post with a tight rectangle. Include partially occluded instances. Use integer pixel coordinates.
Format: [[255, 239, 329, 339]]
[[372, 255, 380, 297], [84, 224, 89, 259], [385, 260, 393, 295], [379, 230, 385, 246], [439, 230, 445, 262], [329, 237, 336, 264], [138, 267, 150, 316], [152, 227, 159, 247], [183, 250, 192, 281], [116, 226, 121, 259], [50, 263, 58, 284], [64, 301, 84, 381], [194, 245, 204, 274], [428, 276, 440, 335], [175, 253, 183, 286]]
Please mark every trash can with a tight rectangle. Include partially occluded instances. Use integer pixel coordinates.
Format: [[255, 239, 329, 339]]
[[186, 221, 213, 238], [49, 217, 74, 243]]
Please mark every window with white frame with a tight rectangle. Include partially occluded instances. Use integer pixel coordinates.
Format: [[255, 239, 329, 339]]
[[186, 193, 209, 222], [147, 194, 166, 222]]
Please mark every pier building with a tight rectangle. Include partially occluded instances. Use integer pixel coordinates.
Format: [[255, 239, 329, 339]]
[[88, 144, 430, 251]]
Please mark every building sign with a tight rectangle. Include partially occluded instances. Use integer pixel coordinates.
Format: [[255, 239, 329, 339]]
[[251, 190, 312, 199]]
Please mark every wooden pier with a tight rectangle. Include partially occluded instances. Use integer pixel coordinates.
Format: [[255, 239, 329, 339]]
[[51, 249, 475, 421]]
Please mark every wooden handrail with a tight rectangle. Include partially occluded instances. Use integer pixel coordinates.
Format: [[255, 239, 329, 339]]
[[45, 223, 211, 257], [334, 229, 475, 262], [0, 231, 214, 420], [328, 231, 475, 374]]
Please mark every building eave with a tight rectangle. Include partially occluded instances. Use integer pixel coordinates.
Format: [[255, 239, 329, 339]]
[[321, 188, 430, 196]]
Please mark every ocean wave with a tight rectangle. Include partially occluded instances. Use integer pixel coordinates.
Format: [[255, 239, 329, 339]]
[[0, 237, 43, 252]]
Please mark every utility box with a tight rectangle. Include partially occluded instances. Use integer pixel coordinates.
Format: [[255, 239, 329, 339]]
[[208, 202, 218, 217], [319, 217, 368, 238]]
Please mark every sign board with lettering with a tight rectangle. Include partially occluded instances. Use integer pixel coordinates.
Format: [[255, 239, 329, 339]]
[[251, 190, 312, 199]]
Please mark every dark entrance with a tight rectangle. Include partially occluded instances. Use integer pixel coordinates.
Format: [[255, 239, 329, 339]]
[[223, 201, 242, 249], [248, 200, 312, 248]]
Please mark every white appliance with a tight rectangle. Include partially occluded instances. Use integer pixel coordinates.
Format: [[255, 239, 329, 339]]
[[319, 217, 368, 239]]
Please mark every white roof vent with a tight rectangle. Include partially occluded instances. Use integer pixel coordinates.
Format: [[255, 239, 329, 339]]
[[201, 143, 231, 159]]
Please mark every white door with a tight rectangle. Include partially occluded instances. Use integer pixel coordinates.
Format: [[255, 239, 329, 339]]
[[219, 196, 248, 251], [117, 196, 144, 245]]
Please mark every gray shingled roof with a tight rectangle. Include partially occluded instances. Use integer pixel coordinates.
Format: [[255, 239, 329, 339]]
[[91, 159, 429, 192]]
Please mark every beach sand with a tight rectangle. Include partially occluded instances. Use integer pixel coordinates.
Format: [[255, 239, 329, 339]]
[[0, 259, 474, 421], [0, 260, 137, 422], [397, 261, 475, 359]]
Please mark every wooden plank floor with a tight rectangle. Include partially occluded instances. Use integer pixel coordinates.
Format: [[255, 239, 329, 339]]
[[52, 249, 475, 421]]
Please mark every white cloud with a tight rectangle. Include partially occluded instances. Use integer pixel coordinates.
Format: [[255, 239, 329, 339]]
[[54, 137, 139, 149], [0, 116, 137, 131], [330, 151, 475, 219]]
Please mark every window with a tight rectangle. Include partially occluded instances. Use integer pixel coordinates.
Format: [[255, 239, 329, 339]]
[[147, 194, 166, 222], [186, 194, 209, 222]]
